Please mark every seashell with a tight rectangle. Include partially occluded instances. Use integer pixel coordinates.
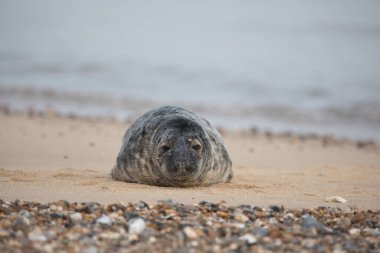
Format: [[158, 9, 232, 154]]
[[325, 196, 347, 203]]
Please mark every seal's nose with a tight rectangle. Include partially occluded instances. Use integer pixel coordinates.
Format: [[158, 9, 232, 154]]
[[175, 160, 187, 172]]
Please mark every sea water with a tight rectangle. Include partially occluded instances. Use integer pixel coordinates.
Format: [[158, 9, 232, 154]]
[[1, 0, 380, 141]]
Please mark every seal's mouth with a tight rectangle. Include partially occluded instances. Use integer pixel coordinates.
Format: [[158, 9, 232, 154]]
[[162, 170, 200, 187], [164, 177, 199, 187], [167, 172, 196, 181]]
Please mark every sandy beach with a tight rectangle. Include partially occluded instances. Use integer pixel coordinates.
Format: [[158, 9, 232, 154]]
[[1, 111, 379, 210], [2, 1, 380, 251]]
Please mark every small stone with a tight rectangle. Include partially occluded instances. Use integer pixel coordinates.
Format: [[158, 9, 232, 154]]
[[325, 196, 347, 203], [99, 231, 121, 240], [239, 234, 257, 245], [269, 217, 279, 225], [216, 211, 229, 218], [349, 228, 361, 236], [336, 217, 351, 230], [300, 214, 327, 233], [301, 238, 316, 248], [191, 241, 199, 247], [235, 212, 249, 223], [229, 243, 238, 250], [183, 226, 198, 240], [0, 228, 9, 238], [49, 204, 63, 212], [351, 212, 367, 223], [0, 206, 14, 215], [252, 227, 268, 237], [96, 214, 112, 225], [128, 233, 139, 242], [69, 212, 82, 223], [83, 246, 99, 253], [233, 222, 246, 229], [269, 205, 282, 212], [148, 236, 157, 243], [128, 218, 146, 234], [284, 213, 295, 220], [42, 244, 54, 252], [212, 245, 221, 252], [28, 227, 47, 242], [18, 209, 31, 218], [13, 216, 31, 227], [363, 228, 380, 236]]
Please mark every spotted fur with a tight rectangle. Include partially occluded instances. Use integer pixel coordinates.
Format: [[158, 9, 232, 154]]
[[111, 106, 232, 187]]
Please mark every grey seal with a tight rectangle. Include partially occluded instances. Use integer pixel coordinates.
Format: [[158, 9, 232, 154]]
[[111, 105, 233, 187]]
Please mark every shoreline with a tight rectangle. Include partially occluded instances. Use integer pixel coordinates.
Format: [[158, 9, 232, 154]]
[[1, 105, 378, 148], [2, 84, 380, 142], [1, 110, 379, 210]]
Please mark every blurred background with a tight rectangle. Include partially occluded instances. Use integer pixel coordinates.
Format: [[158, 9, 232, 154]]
[[1, 0, 380, 141]]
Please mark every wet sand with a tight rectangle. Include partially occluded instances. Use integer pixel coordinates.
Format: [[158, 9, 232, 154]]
[[0, 112, 379, 210]]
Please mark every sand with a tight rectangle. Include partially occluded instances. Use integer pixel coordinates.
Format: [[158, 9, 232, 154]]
[[0, 112, 379, 210]]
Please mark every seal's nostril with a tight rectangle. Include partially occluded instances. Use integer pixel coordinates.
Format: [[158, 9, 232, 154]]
[[176, 161, 186, 170]]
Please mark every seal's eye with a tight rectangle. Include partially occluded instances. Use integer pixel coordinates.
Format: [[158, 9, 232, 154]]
[[159, 144, 170, 154], [192, 144, 202, 151], [188, 138, 202, 152]]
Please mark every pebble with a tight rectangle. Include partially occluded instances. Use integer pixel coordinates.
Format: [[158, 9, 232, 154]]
[[0, 228, 9, 238], [183, 226, 198, 240], [28, 227, 47, 242], [83, 246, 99, 253], [269, 217, 279, 225], [96, 214, 112, 225], [128, 218, 146, 234], [99, 231, 121, 240], [251, 227, 268, 237], [300, 214, 327, 233], [349, 228, 361, 236], [284, 212, 295, 220], [233, 222, 246, 229], [0, 199, 378, 252], [69, 212, 82, 223], [0, 205, 14, 215], [234, 212, 249, 223], [336, 217, 351, 230], [13, 216, 31, 227], [239, 234, 257, 244]]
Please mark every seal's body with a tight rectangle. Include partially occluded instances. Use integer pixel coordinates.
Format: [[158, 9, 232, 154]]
[[111, 106, 233, 187]]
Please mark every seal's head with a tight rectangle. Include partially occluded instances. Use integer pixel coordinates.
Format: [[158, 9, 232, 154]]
[[153, 117, 209, 186]]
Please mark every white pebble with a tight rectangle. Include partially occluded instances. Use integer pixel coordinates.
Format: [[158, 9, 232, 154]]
[[128, 218, 146, 234], [69, 212, 82, 223], [284, 213, 295, 220], [28, 228, 47, 242], [83, 246, 99, 253], [239, 234, 257, 245], [269, 217, 279, 225], [233, 222, 246, 229], [0, 229, 9, 237], [325, 196, 347, 203], [183, 226, 198, 239], [96, 214, 112, 225], [349, 228, 361, 236], [148, 236, 157, 243], [234, 213, 249, 223]]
